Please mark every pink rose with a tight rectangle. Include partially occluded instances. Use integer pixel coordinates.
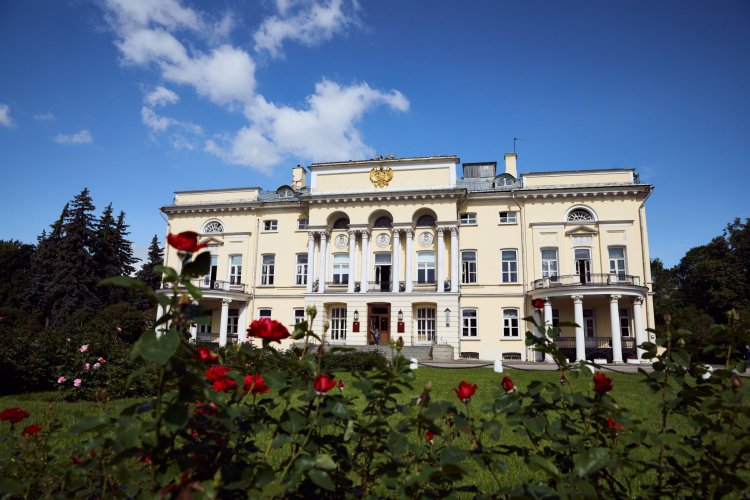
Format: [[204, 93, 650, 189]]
[[79, 344, 89, 353], [84, 363, 90, 371], [73, 379, 81, 387], [57, 376, 66, 384]]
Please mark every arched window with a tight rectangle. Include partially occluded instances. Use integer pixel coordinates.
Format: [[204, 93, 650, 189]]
[[373, 216, 392, 228], [333, 217, 349, 229], [276, 186, 294, 198], [416, 214, 436, 227], [567, 208, 594, 222], [203, 220, 224, 233], [494, 174, 516, 189]]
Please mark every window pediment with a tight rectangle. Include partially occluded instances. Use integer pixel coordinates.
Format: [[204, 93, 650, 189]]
[[565, 225, 598, 236]]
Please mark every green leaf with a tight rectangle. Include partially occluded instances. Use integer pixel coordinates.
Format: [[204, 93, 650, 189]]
[[164, 403, 188, 428], [574, 447, 610, 477], [69, 416, 109, 434], [529, 455, 561, 478], [154, 265, 178, 280], [440, 446, 468, 465], [132, 330, 180, 365], [314, 454, 337, 471], [183, 280, 203, 300], [182, 252, 211, 278], [308, 469, 335, 491]]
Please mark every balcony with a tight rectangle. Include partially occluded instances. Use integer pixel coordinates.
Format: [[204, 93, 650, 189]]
[[161, 279, 248, 294], [553, 336, 636, 350], [532, 274, 641, 290]]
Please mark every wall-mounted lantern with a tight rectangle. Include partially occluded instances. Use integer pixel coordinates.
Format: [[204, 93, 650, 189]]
[[352, 309, 360, 332], [445, 308, 451, 327], [397, 309, 405, 333]]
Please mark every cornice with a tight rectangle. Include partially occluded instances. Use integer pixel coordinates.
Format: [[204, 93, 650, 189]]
[[301, 187, 467, 204]]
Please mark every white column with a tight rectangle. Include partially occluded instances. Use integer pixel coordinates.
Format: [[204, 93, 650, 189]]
[[543, 298, 553, 362], [405, 229, 414, 293], [633, 296, 646, 361], [437, 228, 445, 293], [189, 300, 199, 343], [573, 295, 585, 361], [318, 232, 328, 294], [450, 227, 459, 293], [352, 231, 359, 292], [609, 295, 623, 363], [306, 232, 315, 293], [238, 302, 248, 344], [361, 231, 370, 293], [393, 230, 402, 292], [347, 230, 357, 293], [219, 298, 231, 347], [156, 305, 166, 337]]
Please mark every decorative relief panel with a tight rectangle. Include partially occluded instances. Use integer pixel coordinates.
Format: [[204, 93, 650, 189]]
[[418, 232, 434, 247], [375, 233, 391, 248], [334, 234, 349, 248], [570, 235, 593, 246]]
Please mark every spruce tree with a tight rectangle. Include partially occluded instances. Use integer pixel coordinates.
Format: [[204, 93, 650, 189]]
[[93, 203, 120, 305], [115, 210, 139, 277], [26, 204, 68, 325], [136, 235, 164, 291]]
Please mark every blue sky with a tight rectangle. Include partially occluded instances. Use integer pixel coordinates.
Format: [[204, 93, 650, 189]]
[[0, 0, 748, 266]]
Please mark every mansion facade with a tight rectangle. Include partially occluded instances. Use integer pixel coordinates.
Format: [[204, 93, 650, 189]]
[[161, 154, 655, 362]]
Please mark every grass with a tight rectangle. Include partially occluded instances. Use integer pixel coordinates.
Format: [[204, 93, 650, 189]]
[[0, 367, 690, 493]]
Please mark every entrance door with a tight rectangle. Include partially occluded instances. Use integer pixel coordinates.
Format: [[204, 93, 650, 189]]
[[376, 265, 391, 292], [574, 248, 592, 284], [368, 303, 390, 345], [205, 255, 218, 287]]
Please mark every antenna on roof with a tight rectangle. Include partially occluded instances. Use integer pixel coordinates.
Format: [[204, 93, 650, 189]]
[[513, 137, 524, 154]]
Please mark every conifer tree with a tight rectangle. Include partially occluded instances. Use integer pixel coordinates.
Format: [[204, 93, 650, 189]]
[[134, 235, 164, 310], [115, 210, 139, 277], [26, 204, 68, 325]]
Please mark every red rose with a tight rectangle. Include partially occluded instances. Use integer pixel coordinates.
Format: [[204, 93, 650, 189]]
[[593, 372, 613, 395], [21, 423, 41, 436], [244, 374, 271, 395], [71, 455, 82, 464], [197, 347, 218, 363], [247, 318, 290, 343], [205, 365, 231, 382], [314, 374, 337, 395], [337, 380, 345, 392], [195, 401, 218, 415], [531, 298, 545, 309], [501, 376, 515, 392], [607, 417, 623, 430], [167, 231, 207, 253], [454, 380, 478, 403], [0, 407, 30, 424], [425, 430, 434, 442], [212, 378, 237, 392]]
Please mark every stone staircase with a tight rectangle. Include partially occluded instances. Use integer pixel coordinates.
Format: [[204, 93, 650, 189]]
[[329, 344, 439, 361]]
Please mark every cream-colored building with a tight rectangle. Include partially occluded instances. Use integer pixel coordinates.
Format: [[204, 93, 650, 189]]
[[161, 153, 654, 362]]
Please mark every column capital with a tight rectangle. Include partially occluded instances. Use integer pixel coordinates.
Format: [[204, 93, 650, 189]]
[[450, 226, 458, 236], [320, 231, 328, 241], [571, 294, 584, 304], [543, 297, 552, 306], [437, 227, 445, 236], [222, 298, 232, 305], [633, 296, 644, 305], [405, 228, 413, 237], [361, 230, 370, 240], [348, 229, 357, 237], [308, 231, 316, 241], [609, 294, 622, 303]]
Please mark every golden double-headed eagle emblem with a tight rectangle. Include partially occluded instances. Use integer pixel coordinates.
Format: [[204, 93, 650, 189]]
[[369, 166, 393, 188]]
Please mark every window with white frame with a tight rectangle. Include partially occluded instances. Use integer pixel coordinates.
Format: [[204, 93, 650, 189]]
[[619, 308, 630, 336], [258, 308, 272, 318], [567, 208, 594, 222], [332, 254, 349, 285], [460, 213, 477, 225], [609, 247, 627, 280], [541, 248, 559, 279], [461, 309, 478, 338], [417, 251, 436, 284], [261, 255, 275, 285], [583, 309, 595, 337], [263, 220, 278, 231], [330, 307, 347, 341], [228, 255, 242, 284], [501, 250, 518, 283], [461, 250, 477, 284], [297, 218, 309, 230], [227, 309, 239, 335], [203, 220, 224, 233], [295, 254, 308, 285], [499, 211, 517, 224], [416, 307, 436, 344], [294, 308, 305, 325], [502, 309, 520, 337]]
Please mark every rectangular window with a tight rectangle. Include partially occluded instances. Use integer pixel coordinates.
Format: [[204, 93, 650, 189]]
[[263, 220, 278, 231], [227, 308, 239, 335], [461, 309, 478, 337], [501, 250, 518, 283], [609, 247, 627, 280], [332, 254, 349, 285], [619, 308, 630, 336], [499, 211, 517, 224], [502, 309, 519, 337], [294, 308, 305, 325], [460, 213, 477, 225], [295, 254, 308, 285], [417, 252, 436, 284], [416, 307, 436, 344], [541, 248, 558, 279], [461, 250, 477, 284], [584, 309, 595, 337], [204, 254, 218, 286], [258, 308, 272, 318], [228, 255, 242, 284], [330, 307, 347, 341], [552, 309, 560, 328], [261, 254, 275, 285], [297, 218, 308, 230]]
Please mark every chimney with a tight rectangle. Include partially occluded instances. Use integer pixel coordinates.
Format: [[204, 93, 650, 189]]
[[292, 164, 307, 190], [504, 153, 517, 177]]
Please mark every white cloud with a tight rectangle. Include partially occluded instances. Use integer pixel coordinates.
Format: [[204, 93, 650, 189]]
[[103, 0, 202, 33], [254, 0, 352, 58], [0, 104, 14, 128], [145, 86, 179, 106], [33, 112, 56, 122], [54, 129, 93, 144]]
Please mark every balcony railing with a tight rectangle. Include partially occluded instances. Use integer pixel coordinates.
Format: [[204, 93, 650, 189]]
[[196, 332, 238, 345], [532, 274, 641, 290], [162, 279, 248, 293], [553, 336, 636, 349]]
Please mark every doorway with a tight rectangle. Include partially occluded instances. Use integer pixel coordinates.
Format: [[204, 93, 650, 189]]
[[374, 253, 392, 292], [368, 303, 390, 345], [574, 248, 592, 284]]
